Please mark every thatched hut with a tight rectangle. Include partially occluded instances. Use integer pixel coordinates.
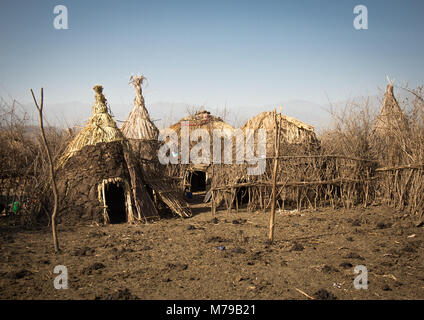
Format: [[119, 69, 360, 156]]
[[374, 80, 408, 135], [162, 110, 235, 193], [57, 85, 159, 224], [241, 111, 319, 157], [121, 75, 191, 218], [209, 110, 320, 212], [121, 75, 159, 160], [373, 79, 410, 168]]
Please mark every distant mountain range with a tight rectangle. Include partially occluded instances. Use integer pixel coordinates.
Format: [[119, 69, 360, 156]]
[[16, 89, 414, 133]]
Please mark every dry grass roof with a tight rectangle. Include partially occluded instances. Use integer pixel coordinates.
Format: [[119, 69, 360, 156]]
[[59, 85, 125, 166], [121, 75, 159, 141], [166, 110, 234, 135], [374, 82, 408, 133], [242, 111, 317, 145], [242, 111, 314, 132]]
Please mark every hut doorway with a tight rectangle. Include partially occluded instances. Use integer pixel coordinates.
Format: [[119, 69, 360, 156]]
[[105, 183, 127, 224], [189, 171, 206, 192], [236, 186, 249, 206]]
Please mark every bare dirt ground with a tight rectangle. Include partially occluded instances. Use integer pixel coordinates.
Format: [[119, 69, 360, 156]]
[[1, 199, 423, 300]]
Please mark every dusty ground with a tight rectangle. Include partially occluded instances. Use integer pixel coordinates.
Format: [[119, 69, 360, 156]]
[[0, 200, 423, 300]]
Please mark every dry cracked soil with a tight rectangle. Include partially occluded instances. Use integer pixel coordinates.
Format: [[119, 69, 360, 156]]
[[0, 204, 423, 300]]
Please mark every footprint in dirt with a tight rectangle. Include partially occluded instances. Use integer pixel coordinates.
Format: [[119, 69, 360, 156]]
[[313, 289, 337, 300], [88, 231, 107, 238], [229, 247, 247, 254], [339, 262, 353, 269], [206, 236, 230, 243], [351, 219, 361, 227], [72, 246, 95, 257], [321, 265, 339, 273], [232, 219, 247, 225], [81, 262, 105, 275], [376, 222, 392, 229], [95, 288, 139, 300], [164, 262, 188, 272], [7, 269, 33, 280], [402, 244, 418, 254], [343, 252, 365, 261], [289, 242, 304, 252]]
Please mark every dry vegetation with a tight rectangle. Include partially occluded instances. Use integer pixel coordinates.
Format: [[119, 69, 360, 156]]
[[0, 99, 69, 226], [0, 84, 423, 301], [210, 85, 424, 224], [1, 84, 423, 226], [320, 85, 424, 216]]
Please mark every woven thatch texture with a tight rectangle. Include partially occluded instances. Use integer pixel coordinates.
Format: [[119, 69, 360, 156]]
[[242, 111, 315, 138], [374, 83, 408, 134], [143, 168, 192, 218], [241, 111, 318, 157], [59, 85, 125, 166], [121, 75, 159, 140], [167, 110, 234, 136], [162, 110, 234, 166], [161, 110, 234, 193]]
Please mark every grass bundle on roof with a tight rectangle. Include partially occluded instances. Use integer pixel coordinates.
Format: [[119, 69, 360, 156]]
[[59, 85, 125, 166], [121, 75, 159, 140]]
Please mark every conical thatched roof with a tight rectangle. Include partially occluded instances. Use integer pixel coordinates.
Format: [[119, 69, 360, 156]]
[[59, 85, 125, 166], [56, 85, 161, 224], [374, 81, 408, 134], [121, 75, 159, 140], [119, 76, 191, 218]]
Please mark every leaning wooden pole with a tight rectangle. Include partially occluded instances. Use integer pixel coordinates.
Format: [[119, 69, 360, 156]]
[[31, 88, 60, 253], [268, 108, 281, 242]]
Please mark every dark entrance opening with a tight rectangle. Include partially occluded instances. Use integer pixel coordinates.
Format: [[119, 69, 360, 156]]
[[236, 186, 249, 206], [189, 171, 206, 192], [105, 183, 127, 224], [145, 184, 155, 202]]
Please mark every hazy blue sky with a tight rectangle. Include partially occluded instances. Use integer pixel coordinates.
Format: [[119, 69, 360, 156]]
[[0, 0, 423, 125]]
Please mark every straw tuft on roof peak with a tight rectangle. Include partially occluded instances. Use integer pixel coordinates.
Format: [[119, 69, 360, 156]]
[[59, 85, 125, 166], [374, 79, 408, 134], [92, 85, 108, 114], [121, 74, 159, 140], [166, 109, 234, 135]]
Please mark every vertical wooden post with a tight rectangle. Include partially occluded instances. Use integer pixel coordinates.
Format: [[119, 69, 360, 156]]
[[235, 189, 239, 213], [211, 189, 216, 215], [211, 165, 216, 215], [269, 108, 281, 242], [227, 188, 232, 214], [31, 88, 60, 253]]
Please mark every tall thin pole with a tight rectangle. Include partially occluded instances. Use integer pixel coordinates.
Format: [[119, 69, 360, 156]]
[[269, 108, 281, 242], [31, 88, 60, 253]]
